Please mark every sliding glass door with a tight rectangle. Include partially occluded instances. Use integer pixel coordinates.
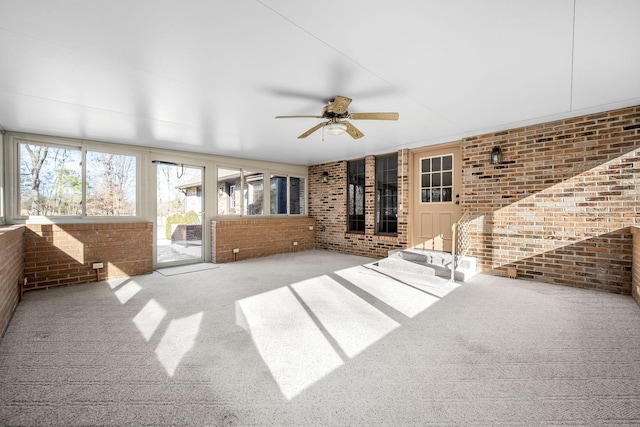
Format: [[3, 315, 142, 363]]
[[155, 162, 204, 266]]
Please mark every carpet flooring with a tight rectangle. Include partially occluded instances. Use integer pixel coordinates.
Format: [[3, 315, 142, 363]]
[[1, 249, 639, 426]]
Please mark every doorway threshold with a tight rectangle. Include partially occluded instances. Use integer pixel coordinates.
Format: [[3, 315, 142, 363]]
[[156, 263, 219, 277]]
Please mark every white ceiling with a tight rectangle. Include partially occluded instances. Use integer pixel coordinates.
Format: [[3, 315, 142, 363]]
[[1, 0, 639, 165]]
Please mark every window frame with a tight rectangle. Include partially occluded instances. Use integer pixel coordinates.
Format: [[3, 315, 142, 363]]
[[0, 133, 5, 225], [375, 153, 398, 236], [8, 135, 142, 222], [5, 133, 309, 224], [216, 166, 306, 217], [347, 159, 366, 234], [269, 173, 307, 216], [243, 170, 264, 216], [419, 153, 454, 204]]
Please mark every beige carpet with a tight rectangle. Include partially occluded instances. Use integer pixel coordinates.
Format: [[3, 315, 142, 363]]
[[1, 249, 639, 426]]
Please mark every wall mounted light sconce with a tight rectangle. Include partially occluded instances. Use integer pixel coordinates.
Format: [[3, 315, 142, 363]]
[[322, 171, 329, 183], [490, 146, 503, 165]]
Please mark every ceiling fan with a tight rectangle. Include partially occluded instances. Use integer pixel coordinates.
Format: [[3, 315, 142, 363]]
[[275, 95, 399, 139]]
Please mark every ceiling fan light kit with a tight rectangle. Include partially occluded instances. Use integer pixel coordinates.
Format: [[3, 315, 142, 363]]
[[325, 122, 347, 135], [275, 95, 399, 139]]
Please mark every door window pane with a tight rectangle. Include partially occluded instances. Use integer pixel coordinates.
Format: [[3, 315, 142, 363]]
[[432, 188, 441, 202], [443, 155, 452, 170], [443, 171, 452, 186], [442, 187, 452, 202], [420, 154, 454, 204], [432, 157, 441, 172]]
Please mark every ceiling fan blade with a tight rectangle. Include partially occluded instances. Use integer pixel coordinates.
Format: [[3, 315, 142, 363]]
[[328, 96, 352, 115], [261, 87, 328, 103], [298, 122, 327, 139], [344, 121, 364, 139], [275, 115, 323, 119], [350, 112, 399, 120]]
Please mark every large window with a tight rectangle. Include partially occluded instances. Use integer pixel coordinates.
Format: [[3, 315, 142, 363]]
[[375, 154, 398, 235], [270, 174, 306, 215], [219, 168, 304, 216], [347, 159, 365, 233], [243, 171, 264, 215], [86, 151, 137, 216], [289, 177, 305, 215], [18, 141, 137, 217], [217, 167, 241, 215], [270, 174, 287, 214]]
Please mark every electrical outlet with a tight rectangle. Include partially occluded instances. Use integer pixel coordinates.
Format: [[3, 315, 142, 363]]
[[233, 248, 240, 253], [308, 226, 314, 230], [92, 262, 104, 269], [293, 241, 298, 246]]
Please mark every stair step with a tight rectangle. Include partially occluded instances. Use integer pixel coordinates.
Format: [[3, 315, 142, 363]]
[[377, 257, 437, 276], [382, 248, 478, 282]]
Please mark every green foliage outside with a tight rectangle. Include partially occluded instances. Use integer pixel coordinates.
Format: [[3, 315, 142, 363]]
[[165, 210, 200, 239]]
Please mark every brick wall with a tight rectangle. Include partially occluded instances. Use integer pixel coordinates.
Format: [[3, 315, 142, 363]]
[[24, 222, 153, 290], [0, 226, 24, 336], [308, 150, 409, 259], [632, 227, 640, 306], [211, 217, 315, 263], [462, 105, 640, 293]]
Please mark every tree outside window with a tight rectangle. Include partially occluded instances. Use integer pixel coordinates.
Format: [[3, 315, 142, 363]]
[[86, 151, 136, 216], [19, 144, 82, 216], [18, 142, 137, 217]]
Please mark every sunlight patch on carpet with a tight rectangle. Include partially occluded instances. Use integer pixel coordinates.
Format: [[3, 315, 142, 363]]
[[236, 287, 344, 400], [133, 298, 167, 341], [155, 311, 203, 376]]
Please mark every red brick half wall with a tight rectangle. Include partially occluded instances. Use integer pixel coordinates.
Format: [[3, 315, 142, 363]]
[[24, 222, 153, 290], [211, 218, 315, 263], [632, 227, 640, 306], [0, 226, 25, 336]]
